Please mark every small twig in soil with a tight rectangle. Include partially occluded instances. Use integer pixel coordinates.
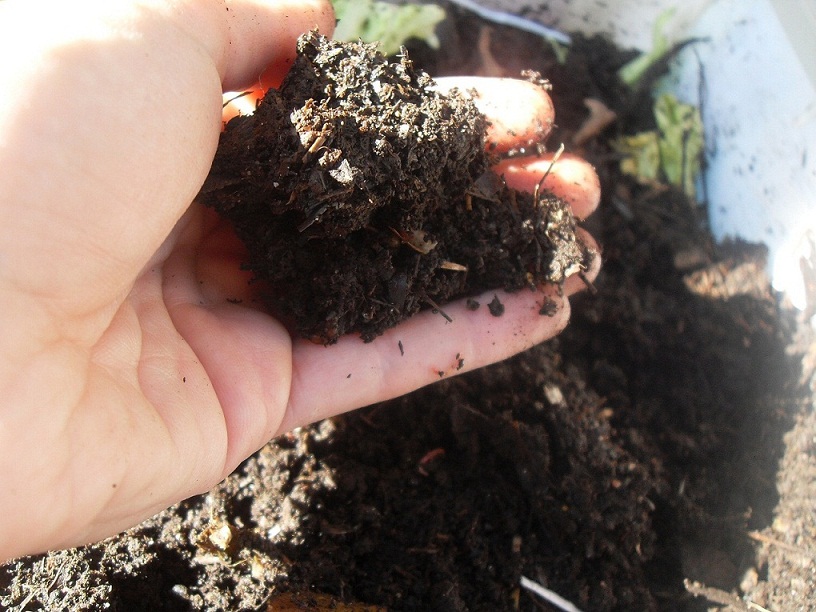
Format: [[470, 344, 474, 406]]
[[683, 579, 751, 610], [439, 261, 468, 272], [423, 296, 453, 322], [530, 143, 566, 273], [747, 529, 816, 560], [222, 90, 253, 108], [578, 271, 598, 294], [519, 576, 584, 612], [534, 143, 565, 200]]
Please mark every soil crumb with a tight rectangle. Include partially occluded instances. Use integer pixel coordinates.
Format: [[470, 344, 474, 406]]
[[199, 31, 588, 343], [488, 294, 504, 316]]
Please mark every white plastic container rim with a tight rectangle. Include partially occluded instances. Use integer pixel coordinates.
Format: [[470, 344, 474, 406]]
[[535, 0, 816, 316]]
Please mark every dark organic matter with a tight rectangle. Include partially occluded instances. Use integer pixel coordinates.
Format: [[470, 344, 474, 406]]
[[199, 31, 587, 342]]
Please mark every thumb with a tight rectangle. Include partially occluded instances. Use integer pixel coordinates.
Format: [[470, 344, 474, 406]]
[[169, 0, 336, 92], [0, 0, 334, 341]]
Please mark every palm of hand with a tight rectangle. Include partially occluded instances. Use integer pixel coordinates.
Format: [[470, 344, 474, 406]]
[[0, 0, 599, 561]]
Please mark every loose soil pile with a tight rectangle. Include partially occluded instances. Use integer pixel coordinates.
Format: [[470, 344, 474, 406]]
[[2, 10, 814, 612]]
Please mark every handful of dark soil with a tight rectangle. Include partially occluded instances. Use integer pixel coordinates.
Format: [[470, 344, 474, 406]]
[[199, 31, 588, 343]]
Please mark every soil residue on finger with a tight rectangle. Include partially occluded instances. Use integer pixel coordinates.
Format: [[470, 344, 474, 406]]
[[198, 30, 589, 343]]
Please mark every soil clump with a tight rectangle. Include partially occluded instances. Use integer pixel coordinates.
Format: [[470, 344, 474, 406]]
[[199, 31, 588, 343]]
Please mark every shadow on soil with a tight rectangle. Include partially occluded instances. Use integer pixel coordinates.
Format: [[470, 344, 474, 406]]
[[272, 182, 802, 611]]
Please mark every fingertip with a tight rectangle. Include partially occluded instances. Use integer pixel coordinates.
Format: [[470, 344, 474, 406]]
[[564, 228, 601, 296], [284, 284, 572, 431], [212, 0, 336, 91], [434, 77, 554, 154], [493, 153, 601, 220], [442, 286, 572, 365]]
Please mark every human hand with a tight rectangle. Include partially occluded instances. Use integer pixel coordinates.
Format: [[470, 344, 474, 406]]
[[0, 0, 599, 562]]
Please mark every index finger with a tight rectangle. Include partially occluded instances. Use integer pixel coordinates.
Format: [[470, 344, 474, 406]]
[[436, 77, 600, 220], [434, 76, 555, 154]]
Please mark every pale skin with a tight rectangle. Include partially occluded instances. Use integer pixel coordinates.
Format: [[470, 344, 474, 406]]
[[0, 0, 600, 562]]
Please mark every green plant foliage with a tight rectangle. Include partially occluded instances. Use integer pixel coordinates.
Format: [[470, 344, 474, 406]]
[[618, 8, 675, 87], [332, 0, 446, 56], [615, 94, 704, 198]]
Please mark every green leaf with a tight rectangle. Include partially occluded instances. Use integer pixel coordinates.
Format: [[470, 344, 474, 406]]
[[614, 94, 704, 198], [654, 94, 704, 197], [332, 0, 446, 56], [618, 8, 675, 87], [615, 131, 662, 183]]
